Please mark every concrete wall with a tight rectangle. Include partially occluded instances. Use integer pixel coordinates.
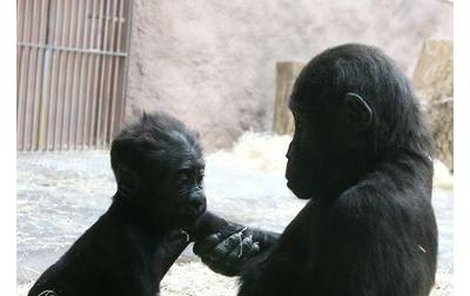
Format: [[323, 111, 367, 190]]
[[125, 0, 452, 151]]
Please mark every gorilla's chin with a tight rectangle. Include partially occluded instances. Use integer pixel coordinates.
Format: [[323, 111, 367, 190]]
[[287, 180, 313, 200], [180, 204, 207, 228]]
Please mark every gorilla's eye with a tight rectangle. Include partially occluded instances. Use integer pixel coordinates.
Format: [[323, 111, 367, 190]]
[[177, 169, 191, 183], [177, 168, 204, 186], [196, 169, 204, 186]]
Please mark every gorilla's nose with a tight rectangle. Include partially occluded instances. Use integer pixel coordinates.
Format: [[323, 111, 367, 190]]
[[190, 196, 206, 213]]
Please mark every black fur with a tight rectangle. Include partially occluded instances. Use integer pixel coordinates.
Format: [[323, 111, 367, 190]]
[[195, 44, 438, 296], [28, 112, 206, 296]]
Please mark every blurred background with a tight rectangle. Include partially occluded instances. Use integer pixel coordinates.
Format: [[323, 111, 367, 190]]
[[17, 0, 453, 295]]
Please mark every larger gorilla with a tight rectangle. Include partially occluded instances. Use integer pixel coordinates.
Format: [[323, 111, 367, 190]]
[[191, 44, 438, 296]]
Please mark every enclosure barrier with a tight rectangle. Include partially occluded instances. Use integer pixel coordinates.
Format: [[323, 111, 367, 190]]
[[17, 0, 133, 151]]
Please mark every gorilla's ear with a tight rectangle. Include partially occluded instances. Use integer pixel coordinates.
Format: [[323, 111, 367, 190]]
[[110, 137, 142, 195], [111, 137, 138, 169], [343, 92, 373, 132]]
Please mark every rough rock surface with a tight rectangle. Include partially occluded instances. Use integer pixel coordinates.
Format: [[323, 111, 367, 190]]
[[413, 40, 453, 171], [125, 0, 452, 151]]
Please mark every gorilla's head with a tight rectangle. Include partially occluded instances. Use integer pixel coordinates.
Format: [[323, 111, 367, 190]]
[[286, 44, 432, 199], [110, 112, 206, 228]]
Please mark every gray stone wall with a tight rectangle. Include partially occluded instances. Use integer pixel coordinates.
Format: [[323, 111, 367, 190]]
[[413, 40, 453, 171], [125, 0, 452, 151]]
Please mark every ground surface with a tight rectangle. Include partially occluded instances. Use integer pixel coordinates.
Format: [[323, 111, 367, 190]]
[[18, 133, 453, 295]]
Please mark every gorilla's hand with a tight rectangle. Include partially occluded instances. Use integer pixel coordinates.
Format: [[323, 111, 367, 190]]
[[189, 212, 280, 276], [193, 227, 262, 276]]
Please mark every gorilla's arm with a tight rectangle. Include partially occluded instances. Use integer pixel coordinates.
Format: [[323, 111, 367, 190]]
[[156, 230, 192, 279], [188, 211, 280, 276]]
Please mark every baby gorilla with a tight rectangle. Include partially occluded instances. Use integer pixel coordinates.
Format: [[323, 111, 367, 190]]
[[28, 112, 206, 296]]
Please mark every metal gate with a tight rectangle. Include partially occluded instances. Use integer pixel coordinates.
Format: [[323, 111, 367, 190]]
[[17, 0, 133, 151]]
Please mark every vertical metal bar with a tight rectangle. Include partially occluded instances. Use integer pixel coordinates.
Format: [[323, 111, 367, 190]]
[[53, 0, 63, 149], [22, 0, 33, 42], [101, 0, 113, 147], [60, 0, 76, 149], [51, 0, 59, 149], [77, 0, 91, 149], [83, 0, 97, 148], [108, 0, 123, 143], [105, 0, 115, 148], [67, 0, 83, 149], [20, 52, 27, 147], [17, 0, 24, 42], [96, 0, 111, 149], [89, 0, 98, 48], [31, 0, 49, 150], [44, 0, 57, 150], [38, 0, 54, 150], [58, 0, 69, 149], [17, 0, 25, 92], [29, 0, 40, 150], [46, 63, 58, 150], [98, 53, 109, 149], [52, 0, 62, 48], [17, 0, 29, 150], [29, 0, 43, 150], [76, 0, 86, 148], [98, 0, 112, 149], [65, 0, 80, 149], [47, 51, 59, 150], [102, 0, 118, 148], [89, 0, 105, 148], [49, 0, 63, 150], [119, 0, 133, 128], [39, 49, 52, 151], [57, 0, 70, 149], [44, 0, 54, 149], [18, 0, 31, 150], [51, 0, 61, 149], [23, 0, 40, 151]]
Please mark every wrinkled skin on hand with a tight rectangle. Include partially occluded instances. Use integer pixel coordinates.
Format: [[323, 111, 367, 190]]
[[194, 228, 260, 276], [188, 212, 280, 276]]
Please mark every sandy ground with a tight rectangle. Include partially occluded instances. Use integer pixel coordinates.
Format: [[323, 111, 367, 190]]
[[17, 133, 453, 295], [165, 262, 453, 296], [17, 259, 454, 296]]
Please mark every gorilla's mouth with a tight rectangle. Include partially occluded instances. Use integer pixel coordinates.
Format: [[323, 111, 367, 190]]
[[181, 203, 207, 224]]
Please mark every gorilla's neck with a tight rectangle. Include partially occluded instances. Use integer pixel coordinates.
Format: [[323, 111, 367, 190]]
[[372, 149, 433, 194], [327, 148, 432, 200]]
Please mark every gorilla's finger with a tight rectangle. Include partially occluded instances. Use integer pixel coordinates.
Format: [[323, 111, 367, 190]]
[[193, 233, 222, 256], [225, 236, 254, 264], [248, 241, 260, 256], [208, 231, 245, 262]]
